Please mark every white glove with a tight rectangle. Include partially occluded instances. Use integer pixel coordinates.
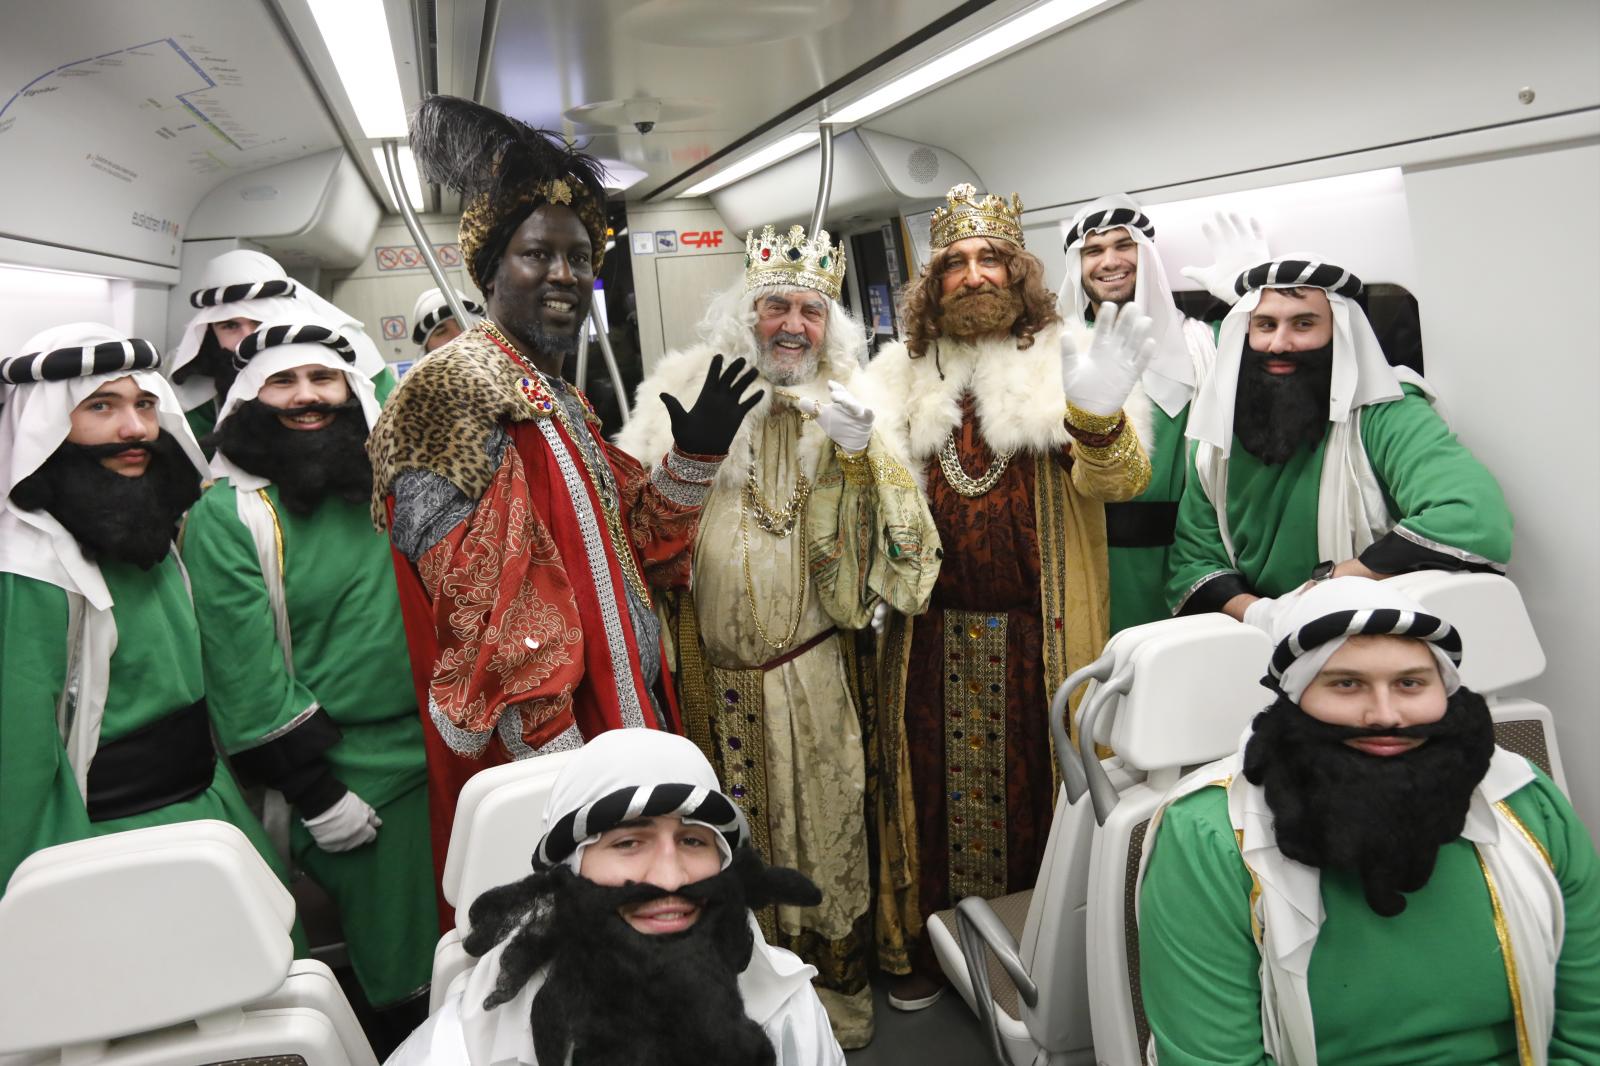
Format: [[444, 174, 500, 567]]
[[302, 789, 381, 852], [870, 601, 890, 634], [1180, 212, 1269, 305], [1240, 582, 1310, 635], [1059, 303, 1156, 418], [796, 380, 875, 454]]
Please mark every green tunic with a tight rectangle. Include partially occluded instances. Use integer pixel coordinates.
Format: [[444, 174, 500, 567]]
[[0, 560, 284, 891], [1140, 771, 1600, 1065], [1167, 383, 1513, 611], [182, 480, 432, 1006], [1108, 399, 1189, 632]]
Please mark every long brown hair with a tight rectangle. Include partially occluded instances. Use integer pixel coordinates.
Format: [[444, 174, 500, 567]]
[[899, 242, 1061, 357]]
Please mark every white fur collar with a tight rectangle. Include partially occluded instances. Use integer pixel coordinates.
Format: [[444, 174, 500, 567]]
[[858, 321, 1153, 464], [615, 342, 855, 489]]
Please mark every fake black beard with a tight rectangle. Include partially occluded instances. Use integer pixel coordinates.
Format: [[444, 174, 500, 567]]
[[463, 847, 821, 1066], [208, 397, 372, 516], [170, 330, 241, 403], [938, 282, 1023, 339], [1232, 341, 1335, 465], [8, 431, 201, 569], [1242, 686, 1496, 916]]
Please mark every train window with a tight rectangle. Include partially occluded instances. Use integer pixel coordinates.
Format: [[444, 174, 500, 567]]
[[0, 263, 121, 357]]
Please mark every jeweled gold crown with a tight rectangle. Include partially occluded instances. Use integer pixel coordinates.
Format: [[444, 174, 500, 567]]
[[743, 224, 846, 301], [929, 182, 1025, 250]]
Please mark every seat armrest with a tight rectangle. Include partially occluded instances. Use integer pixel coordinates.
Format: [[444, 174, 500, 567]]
[[955, 896, 1039, 1066]]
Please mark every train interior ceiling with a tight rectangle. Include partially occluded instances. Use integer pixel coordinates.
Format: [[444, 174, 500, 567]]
[[0, 0, 1597, 1061]]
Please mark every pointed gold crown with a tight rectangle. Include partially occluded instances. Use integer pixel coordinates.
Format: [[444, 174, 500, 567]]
[[743, 224, 846, 301], [929, 182, 1025, 250]]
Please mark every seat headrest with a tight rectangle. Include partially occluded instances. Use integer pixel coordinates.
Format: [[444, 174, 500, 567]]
[[0, 821, 293, 1054], [442, 750, 578, 932], [1104, 616, 1274, 771], [1384, 572, 1545, 693]]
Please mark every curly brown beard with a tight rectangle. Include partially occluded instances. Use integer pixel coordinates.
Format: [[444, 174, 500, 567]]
[[937, 282, 1024, 340], [900, 245, 1061, 357]]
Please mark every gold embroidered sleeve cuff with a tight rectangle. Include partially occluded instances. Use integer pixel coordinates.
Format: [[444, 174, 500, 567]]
[[1070, 419, 1151, 492], [836, 444, 872, 485], [1064, 401, 1126, 436]]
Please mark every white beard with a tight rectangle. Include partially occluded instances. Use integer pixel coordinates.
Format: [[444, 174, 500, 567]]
[[754, 338, 821, 387]]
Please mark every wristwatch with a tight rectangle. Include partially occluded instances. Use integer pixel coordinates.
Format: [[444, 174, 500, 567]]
[[1310, 559, 1337, 582]]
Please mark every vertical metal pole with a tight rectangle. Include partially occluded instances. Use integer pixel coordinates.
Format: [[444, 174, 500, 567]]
[[575, 326, 591, 390], [382, 140, 473, 328], [591, 315, 632, 423], [808, 126, 835, 236]]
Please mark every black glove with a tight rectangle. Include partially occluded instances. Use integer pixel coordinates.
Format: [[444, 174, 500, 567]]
[[661, 354, 763, 456]]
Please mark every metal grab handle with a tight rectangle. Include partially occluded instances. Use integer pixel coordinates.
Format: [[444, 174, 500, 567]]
[[808, 126, 835, 236], [1049, 652, 1115, 804], [955, 896, 1040, 1066], [1077, 667, 1133, 826], [382, 140, 474, 332]]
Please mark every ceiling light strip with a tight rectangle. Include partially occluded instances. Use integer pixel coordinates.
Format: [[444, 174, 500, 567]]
[[306, 0, 409, 138], [678, 131, 821, 199], [825, 0, 1105, 125]]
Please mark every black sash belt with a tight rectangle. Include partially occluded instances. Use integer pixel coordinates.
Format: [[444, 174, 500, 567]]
[[85, 698, 216, 822], [1105, 500, 1180, 549]]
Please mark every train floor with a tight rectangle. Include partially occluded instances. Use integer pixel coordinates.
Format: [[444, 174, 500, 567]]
[[846, 978, 993, 1065]]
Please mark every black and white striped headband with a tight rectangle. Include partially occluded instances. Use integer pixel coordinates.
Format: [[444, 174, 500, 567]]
[[1234, 258, 1363, 300], [1265, 607, 1462, 690], [190, 278, 298, 309], [233, 324, 357, 372], [411, 298, 484, 344], [533, 782, 747, 872], [0, 338, 160, 384], [1064, 207, 1155, 250]]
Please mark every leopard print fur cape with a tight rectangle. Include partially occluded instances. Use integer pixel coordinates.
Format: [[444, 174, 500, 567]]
[[367, 325, 539, 529]]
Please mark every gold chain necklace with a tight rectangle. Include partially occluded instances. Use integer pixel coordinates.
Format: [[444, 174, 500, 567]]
[[481, 321, 652, 607], [938, 430, 1015, 497], [742, 468, 811, 536], [739, 412, 809, 651], [741, 500, 809, 651]]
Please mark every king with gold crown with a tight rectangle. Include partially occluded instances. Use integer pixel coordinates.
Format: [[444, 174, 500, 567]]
[[852, 183, 1159, 1009], [617, 224, 940, 1048]]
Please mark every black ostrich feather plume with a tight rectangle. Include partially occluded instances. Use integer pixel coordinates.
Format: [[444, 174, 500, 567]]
[[409, 95, 607, 206]]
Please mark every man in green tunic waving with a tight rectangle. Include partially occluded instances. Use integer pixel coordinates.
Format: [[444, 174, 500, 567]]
[[1168, 256, 1512, 623], [0, 322, 282, 891], [1139, 577, 1598, 1064], [1059, 198, 1268, 632], [181, 321, 434, 1035]]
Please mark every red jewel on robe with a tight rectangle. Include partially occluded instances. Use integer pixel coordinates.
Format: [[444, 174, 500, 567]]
[[518, 377, 556, 414]]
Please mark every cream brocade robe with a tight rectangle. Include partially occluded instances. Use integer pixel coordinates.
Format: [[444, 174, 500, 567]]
[[617, 344, 940, 1036]]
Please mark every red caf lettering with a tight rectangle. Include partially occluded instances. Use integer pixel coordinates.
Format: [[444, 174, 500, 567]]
[[681, 230, 724, 249]]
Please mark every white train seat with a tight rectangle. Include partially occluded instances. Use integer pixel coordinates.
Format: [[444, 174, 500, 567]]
[[430, 750, 577, 1011], [1092, 572, 1559, 1064], [0, 820, 376, 1066], [1079, 618, 1274, 1066], [927, 615, 1252, 1065]]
